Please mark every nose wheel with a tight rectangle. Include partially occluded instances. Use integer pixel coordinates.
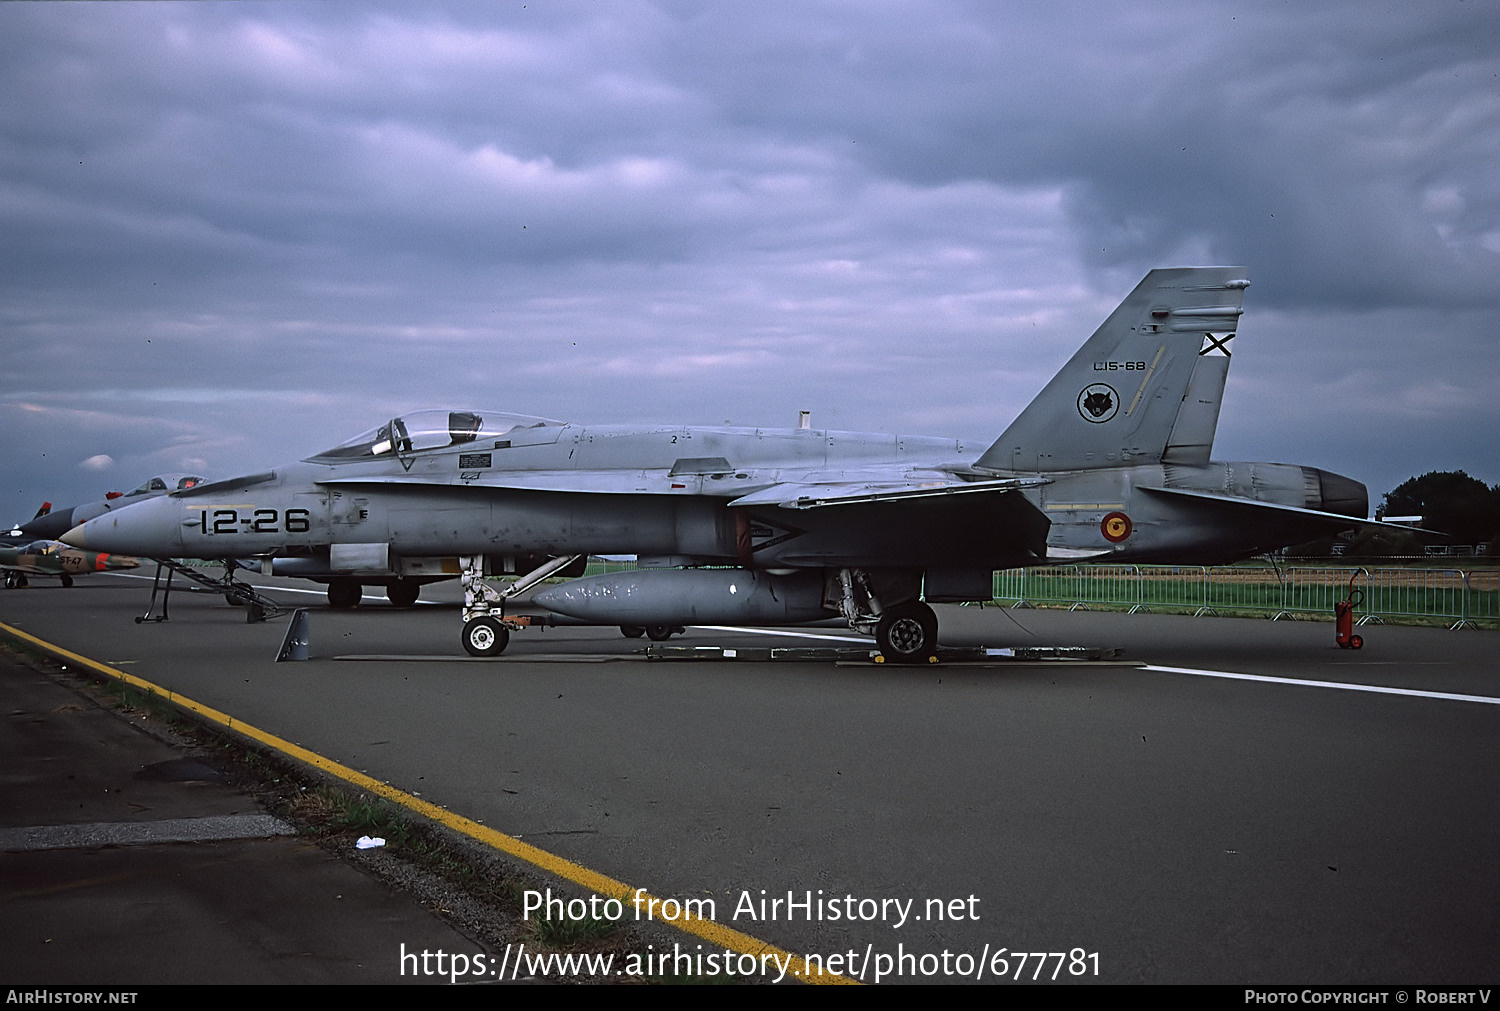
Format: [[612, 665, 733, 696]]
[[463, 617, 511, 657]]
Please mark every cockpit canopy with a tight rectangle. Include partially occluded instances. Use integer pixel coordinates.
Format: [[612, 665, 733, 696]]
[[307, 410, 564, 462], [124, 474, 207, 497]]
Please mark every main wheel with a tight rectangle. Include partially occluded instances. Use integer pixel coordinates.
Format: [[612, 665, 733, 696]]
[[646, 625, 675, 641], [462, 617, 510, 657], [386, 580, 420, 607], [620, 625, 646, 638], [327, 580, 361, 609], [60, 573, 74, 588], [875, 601, 939, 664]]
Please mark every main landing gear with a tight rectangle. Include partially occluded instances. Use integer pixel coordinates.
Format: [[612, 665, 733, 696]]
[[324, 578, 422, 609], [460, 553, 583, 657], [874, 600, 940, 664], [385, 579, 421, 608], [327, 579, 362, 609], [620, 624, 684, 641], [835, 568, 939, 664]]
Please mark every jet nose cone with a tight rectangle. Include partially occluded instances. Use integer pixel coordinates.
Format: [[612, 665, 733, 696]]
[[59, 496, 183, 557]]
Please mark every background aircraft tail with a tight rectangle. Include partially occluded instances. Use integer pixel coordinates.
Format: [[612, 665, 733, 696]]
[[976, 267, 1248, 473]]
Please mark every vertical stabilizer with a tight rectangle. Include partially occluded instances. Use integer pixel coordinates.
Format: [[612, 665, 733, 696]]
[[1161, 331, 1234, 464], [976, 267, 1247, 473]]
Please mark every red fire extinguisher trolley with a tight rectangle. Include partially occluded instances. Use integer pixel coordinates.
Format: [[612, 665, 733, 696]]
[[1335, 570, 1366, 649]]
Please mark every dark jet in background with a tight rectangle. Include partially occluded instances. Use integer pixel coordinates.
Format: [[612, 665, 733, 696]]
[[11, 474, 207, 542]]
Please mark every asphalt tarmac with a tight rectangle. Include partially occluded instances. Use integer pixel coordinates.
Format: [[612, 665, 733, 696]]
[[2, 573, 1497, 985], [1, 629, 484, 985]]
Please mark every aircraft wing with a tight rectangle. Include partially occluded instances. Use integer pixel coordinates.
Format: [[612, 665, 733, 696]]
[[314, 472, 728, 494], [313, 472, 1051, 503], [315, 469, 1052, 569], [726, 475, 1049, 509]]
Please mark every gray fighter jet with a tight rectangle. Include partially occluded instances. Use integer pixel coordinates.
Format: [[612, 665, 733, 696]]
[[64, 267, 1377, 661]]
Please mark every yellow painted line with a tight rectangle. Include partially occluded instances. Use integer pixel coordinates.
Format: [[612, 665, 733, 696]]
[[0, 620, 856, 985]]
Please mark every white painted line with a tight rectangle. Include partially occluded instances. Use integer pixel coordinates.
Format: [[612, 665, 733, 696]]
[[249, 579, 345, 594], [692, 625, 872, 644], [102, 572, 333, 598], [0, 815, 295, 851], [1142, 664, 1500, 706]]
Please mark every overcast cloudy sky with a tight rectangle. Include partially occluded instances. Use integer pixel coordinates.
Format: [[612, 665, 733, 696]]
[[3, 1, 1497, 521]]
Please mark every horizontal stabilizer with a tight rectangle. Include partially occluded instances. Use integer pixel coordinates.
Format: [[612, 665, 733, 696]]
[[1139, 485, 1431, 534]]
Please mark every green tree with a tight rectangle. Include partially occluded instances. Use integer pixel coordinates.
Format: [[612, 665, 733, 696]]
[[1379, 471, 1500, 546]]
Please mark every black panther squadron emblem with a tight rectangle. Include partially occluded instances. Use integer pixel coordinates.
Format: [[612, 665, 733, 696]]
[[1077, 383, 1119, 423]]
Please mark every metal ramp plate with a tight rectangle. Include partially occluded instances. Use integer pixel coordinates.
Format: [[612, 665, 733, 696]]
[[643, 644, 1128, 664]]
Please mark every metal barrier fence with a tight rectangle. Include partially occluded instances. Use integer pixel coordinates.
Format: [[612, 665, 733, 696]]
[[993, 565, 1499, 629]]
